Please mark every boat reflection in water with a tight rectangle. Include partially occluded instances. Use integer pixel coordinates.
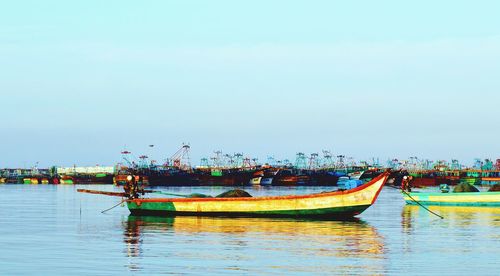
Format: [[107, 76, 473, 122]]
[[123, 215, 386, 274], [402, 205, 500, 231]]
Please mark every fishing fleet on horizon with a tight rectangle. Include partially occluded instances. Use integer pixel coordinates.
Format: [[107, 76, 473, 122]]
[[3, 144, 500, 218], [1, 144, 499, 188]]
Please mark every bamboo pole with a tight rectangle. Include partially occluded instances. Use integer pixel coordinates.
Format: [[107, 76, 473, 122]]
[[77, 189, 126, 197]]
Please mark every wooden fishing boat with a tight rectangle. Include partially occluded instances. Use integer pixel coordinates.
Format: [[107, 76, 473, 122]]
[[126, 171, 390, 218], [482, 177, 500, 182], [249, 177, 262, 185], [403, 191, 500, 206]]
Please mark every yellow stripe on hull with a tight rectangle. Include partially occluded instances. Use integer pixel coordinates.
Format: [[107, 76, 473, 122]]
[[172, 177, 384, 213]]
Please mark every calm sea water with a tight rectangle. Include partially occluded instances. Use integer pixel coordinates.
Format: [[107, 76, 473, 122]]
[[1, 184, 500, 275]]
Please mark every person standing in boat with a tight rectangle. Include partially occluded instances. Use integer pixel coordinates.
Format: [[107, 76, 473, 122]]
[[401, 176, 412, 192], [124, 175, 142, 199]]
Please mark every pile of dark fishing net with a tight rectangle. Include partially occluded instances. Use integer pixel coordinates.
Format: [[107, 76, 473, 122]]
[[216, 189, 252, 198], [185, 189, 252, 198], [453, 183, 479, 193]]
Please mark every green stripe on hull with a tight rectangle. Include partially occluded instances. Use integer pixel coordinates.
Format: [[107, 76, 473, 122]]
[[127, 202, 371, 218], [127, 201, 176, 212]]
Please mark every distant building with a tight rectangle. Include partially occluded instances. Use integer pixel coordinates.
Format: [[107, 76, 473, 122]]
[[56, 166, 114, 175]]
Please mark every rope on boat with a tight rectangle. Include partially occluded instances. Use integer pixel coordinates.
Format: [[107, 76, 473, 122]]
[[101, 199, 126, 214], [387, 185, 444, 219]]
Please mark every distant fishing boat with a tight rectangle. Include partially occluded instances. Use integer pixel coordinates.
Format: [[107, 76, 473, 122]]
[[59, 176, 74, 184], [260, 177, 273, 185], [258, 168, 280, 186], [408, 171, 459, 187], [307, 170, 340, 186], [23, 178, 38, 184], [249, 177, 262, 185], [272, 169, 309, 186], [126, 171, 391, 218], [348, 171, 364, 180], [248, 169, 265, 185], [482, 177, 500, 182], [403, 191, 500, 206]]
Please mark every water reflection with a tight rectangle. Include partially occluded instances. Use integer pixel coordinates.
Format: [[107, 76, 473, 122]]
[[123, 215, 386, 273], [123, 217, 149, 258], [400, 205, 500, 263], [402, 205, 500, 229]]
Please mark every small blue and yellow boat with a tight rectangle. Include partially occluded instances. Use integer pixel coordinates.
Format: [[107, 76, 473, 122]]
[[404, 191, 500, 206]]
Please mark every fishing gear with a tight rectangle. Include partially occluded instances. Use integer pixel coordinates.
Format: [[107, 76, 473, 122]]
[[387, 185, 444, 219]]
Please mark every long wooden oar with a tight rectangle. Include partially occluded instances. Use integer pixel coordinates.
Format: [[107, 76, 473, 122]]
[[77, 188, 210, 198], [77, 189, 126, 197]]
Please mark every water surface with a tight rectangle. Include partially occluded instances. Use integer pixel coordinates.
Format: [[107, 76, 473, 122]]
[[1, 184, 499, 275]]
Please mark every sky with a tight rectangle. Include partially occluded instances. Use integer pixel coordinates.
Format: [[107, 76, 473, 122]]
[[1, 0, 499, 168]]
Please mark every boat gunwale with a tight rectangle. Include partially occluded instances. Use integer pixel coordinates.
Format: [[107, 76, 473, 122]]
[[129, 171, 390, 203], [406, 191, 500, 197]]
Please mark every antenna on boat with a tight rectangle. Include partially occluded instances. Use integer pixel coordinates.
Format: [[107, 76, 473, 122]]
[[170, 143, 192, 171], [295, 153, 307, 169], [322, 150, 334, 169], [308, 153, 320, 170]]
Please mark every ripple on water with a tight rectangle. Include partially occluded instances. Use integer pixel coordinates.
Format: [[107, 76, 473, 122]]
[[1, 184, 500, 275]]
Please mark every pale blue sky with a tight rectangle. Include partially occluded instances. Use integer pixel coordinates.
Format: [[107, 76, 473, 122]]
[[1, 0, 499, 167]]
